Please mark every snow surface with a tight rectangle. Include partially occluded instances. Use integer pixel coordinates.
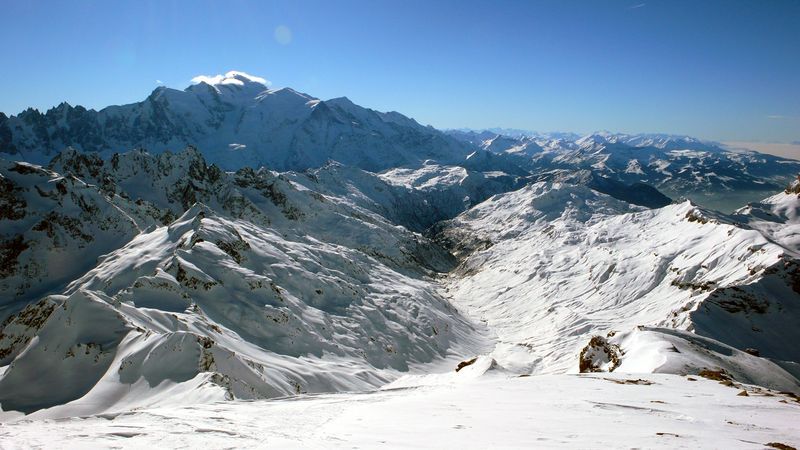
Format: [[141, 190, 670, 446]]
[[1, 373, 798, 449], [438, 182, 800, 391], [2, 146, 800, 446], [734, 180, 800, 253], [0, 149, 489, 419]]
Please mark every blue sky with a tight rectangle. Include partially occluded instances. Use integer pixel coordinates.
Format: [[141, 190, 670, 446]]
[[1, 0, 798, 143]]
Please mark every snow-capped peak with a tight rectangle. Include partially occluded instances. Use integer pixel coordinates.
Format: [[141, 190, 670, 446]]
[[190, 70, 270, 88]]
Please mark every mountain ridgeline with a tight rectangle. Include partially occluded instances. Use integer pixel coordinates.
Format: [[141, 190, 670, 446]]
[[2, 71, 798, 212], [447, 129, 800, 212], [0, 72, 476, 172], [2, 71, 800, 418]]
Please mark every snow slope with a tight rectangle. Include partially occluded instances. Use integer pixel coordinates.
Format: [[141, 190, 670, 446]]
[[0, 149, 488, 418], [2, 145, 800, 441], [0, 159, 140, 319], [279, 160, 525, 233], [438, 182, 800, 392], [2, 373, 799, 449], [734, 177, 800, 252]]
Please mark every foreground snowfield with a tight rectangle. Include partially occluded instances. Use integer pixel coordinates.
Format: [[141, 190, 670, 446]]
[[2, 372, 799, 449]]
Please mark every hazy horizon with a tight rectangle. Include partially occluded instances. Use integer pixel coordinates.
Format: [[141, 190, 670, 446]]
[[721, 141, 800, 161]]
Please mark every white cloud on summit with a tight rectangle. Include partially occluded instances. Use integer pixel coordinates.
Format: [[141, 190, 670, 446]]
[[191, 71, 271, 87]]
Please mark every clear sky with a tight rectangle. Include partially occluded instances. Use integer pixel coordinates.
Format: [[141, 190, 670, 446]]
[[2, 0, 798, 143]]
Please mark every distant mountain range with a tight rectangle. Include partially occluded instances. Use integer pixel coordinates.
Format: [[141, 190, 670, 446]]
[[2, 73, 800, 420], [1, 71, 797, 212], [447, 129, 800, 211]]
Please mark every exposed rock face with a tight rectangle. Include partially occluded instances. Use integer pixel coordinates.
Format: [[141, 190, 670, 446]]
[[579, 335, 622, 373], [0, 160, 140, 313]]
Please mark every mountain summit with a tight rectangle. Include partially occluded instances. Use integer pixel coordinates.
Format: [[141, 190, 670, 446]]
[[0, 71, 475, 171]]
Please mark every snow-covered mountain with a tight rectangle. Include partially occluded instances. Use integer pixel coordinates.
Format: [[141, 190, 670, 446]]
[[437, 181, 800, 392], [0, 71, 477, 172], [530, 169, 673, 208], [0, 148, 489, 417], [733, 176, 800, 252], [2, 74, 800, 443], [2, 146, 800, 423], [0, 159, 140, 318], [2, 70, 794, 214], [5, 70, 786, 214], [448, 130, 800, 211]]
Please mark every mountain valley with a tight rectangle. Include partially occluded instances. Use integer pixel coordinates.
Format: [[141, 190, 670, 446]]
[[1, 72, 799, 447]]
